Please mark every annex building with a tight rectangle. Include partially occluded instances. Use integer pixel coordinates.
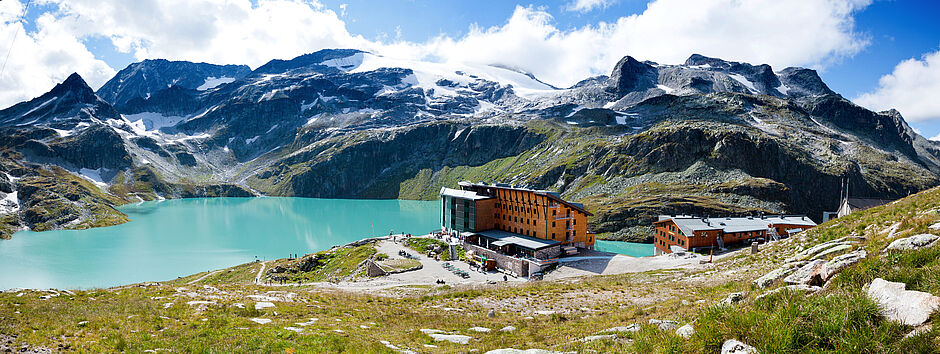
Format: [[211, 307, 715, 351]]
[[653, 215, 817, 255], [440, 182, 595, 277]]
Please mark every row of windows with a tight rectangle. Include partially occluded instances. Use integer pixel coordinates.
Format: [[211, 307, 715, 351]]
[[496, 202, 540, 217], [495, 223, 549, 238], [494, 190, 555, 206], [656, 235, 686, 247], [494, 213, 538, 226]]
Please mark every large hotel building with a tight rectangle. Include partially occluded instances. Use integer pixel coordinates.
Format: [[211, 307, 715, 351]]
[[440, 182, 595, 276]]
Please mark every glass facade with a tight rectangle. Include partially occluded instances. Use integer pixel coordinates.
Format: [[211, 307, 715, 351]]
[[441, 195, 476, 232]]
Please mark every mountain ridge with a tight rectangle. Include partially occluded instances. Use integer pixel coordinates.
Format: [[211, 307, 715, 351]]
[[0, 49, 937, 241]]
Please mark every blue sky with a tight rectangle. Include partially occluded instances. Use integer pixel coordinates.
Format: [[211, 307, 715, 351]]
[[2, 0, 939, 136]]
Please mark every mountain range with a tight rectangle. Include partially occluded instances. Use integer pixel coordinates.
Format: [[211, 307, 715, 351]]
[[1, 49, 938, 241]]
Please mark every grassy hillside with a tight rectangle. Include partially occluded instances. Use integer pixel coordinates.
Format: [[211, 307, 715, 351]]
[[2, 187, 940, 352]]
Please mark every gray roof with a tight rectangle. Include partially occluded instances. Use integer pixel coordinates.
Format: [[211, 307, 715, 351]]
[[662, 218, 722, 236], [763, 215, 817, 227], [440, 187, 492, 200], [475, 229, 560, 250], [660, 215, 816, 236]]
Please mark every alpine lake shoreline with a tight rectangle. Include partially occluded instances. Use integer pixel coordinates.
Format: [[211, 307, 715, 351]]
[[0, 196, 654, 291]]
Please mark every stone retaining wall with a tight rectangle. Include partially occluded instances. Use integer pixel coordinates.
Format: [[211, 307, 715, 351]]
[[463, 243, 533, 277]]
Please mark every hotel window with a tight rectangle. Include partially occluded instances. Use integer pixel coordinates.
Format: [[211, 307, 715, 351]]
[[552, 221, 556, 227], [552, 233, 555, 239]]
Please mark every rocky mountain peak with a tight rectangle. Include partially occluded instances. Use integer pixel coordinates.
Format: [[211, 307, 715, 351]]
[[776, 67, 833, 97], [251, 49, 366, 75], [49, 73, 97, 103], [0, 73, 120, 129], [97, 59, 251, 107], [684, 54, 732, 69], [607, 55, 657, 96]]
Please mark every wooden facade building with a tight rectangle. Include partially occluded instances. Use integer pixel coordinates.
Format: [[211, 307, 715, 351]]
[[653, 215, 816, 255]]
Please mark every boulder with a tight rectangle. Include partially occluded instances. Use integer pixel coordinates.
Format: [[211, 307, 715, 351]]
[[718, 292, 744, 306], [786, 236, 865, 262], [783, 259, 826, 286], [578, 334, 616, 342], [866, 278, 940, 326], [884, 234, 939, 252], [819, 250, 867, 280], [602, 324, 641, 333], [675, 324, 695, 338], [499, 326, 516, 332], [649, 319, 678, 331], [721, 339, 757, 354], [811, 244, 852, 260], [468, 327, 491, 333], [421, 329, 472, 344], [254, 301, 275, 310], [754, 266, 797, 288], [928, 222, 940, 231]]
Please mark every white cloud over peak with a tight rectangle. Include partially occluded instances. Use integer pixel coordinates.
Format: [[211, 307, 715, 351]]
[[854, 49, 940, 123], [0, 0, 114, 109], [44, 0, 372, 69], [0, 0, 874, 109], [419, 1, 871, 88], [566, 0, 617, 13]]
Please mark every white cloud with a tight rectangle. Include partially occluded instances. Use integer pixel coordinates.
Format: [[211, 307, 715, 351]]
[[854, 49, 940, 122], [566, 0, 616, 13], [43, 0, 372, 69], [0, 0, 114, 109], [418, 1, 872, 87], [0, 0, 874, 109]]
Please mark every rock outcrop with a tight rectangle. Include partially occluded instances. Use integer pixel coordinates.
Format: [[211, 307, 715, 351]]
[[884, 234, 939, 252], [866, 278, 940, 326], [721, 339, 757, 354]]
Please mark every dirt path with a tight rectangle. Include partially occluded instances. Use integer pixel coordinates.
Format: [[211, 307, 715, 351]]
[[254, 261, 268, 285], [186, 270, 221, 285]]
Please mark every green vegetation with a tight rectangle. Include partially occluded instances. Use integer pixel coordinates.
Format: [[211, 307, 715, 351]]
[[263, 244, 377, 283], [404, 237, 466, 261], [3, 162, 940, 352]]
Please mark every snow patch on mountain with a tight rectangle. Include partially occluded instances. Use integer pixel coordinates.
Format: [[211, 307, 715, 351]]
[[0, 191, 18, 214], [124, 112, 187, 131], [656, 84, 676, 94], [197, 76, 236, 91], [78, 168, 109, 188], [729, 73, 757, 93], [320, 52, 365, 71], [325, 52, 557, 98], [21, 97, 56, 118]]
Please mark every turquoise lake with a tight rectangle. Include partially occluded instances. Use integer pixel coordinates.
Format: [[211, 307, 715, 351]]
[[594, 240, 654, 257], [0, 197, 650, 290]]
